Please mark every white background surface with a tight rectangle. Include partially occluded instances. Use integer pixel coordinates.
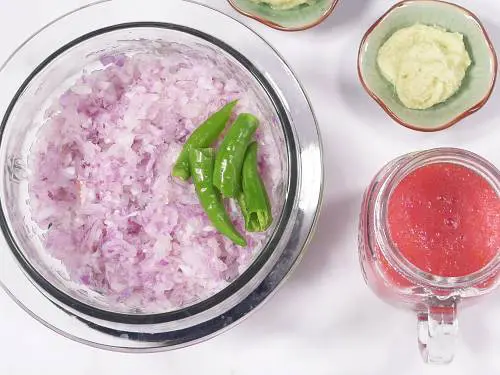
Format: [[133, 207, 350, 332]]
[[0, 0, 499, 374]]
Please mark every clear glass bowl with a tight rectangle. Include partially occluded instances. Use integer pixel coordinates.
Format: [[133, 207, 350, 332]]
[[0, 0, 323, 351]]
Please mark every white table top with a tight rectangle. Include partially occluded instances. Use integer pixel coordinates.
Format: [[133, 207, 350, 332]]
[[1, 0, 499, 374]]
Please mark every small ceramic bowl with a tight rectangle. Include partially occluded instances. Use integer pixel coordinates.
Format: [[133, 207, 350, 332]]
[[358, 0, 498, 132], [228, 0, 340, 31]]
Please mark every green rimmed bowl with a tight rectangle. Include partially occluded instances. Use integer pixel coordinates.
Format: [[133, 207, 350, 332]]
[[228, 0, 339, 31], [358, 0, 498, 132]]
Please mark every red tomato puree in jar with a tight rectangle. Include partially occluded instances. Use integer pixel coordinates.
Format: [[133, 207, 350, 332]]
[[388, 163, 500, 277]]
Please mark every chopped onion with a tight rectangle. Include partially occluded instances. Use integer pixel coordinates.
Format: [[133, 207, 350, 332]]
[[28, 51, 282, 313]]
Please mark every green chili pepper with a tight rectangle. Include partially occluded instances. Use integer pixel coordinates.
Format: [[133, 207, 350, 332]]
[[189, 148, 247, 247], [213, 113, 259, 197], [237, 142, 272, 232], [172, 100, 238, 180]]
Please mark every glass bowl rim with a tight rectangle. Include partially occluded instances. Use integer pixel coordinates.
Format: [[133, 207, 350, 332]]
[[0, 21, 298, 324], [0, 0, 323, 351]]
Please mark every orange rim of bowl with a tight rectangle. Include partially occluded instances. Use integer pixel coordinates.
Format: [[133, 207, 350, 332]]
[[227, 0, 340, 31], [357, 0, 498, 132]]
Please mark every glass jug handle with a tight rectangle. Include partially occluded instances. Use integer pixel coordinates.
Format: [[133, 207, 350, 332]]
[[417, 297, 459, 365]]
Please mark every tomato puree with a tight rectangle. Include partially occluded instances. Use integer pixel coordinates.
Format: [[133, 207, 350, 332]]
[[388, 163, 500, 277]]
